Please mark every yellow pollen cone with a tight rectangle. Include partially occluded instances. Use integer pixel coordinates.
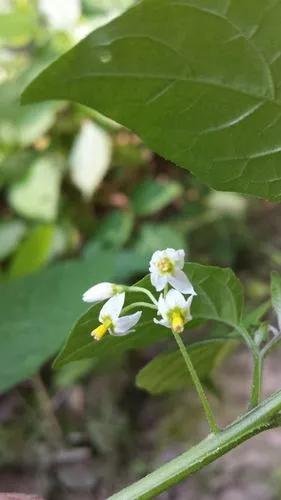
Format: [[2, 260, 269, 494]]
[[91, 323, 108, 341], [171, 311, 184, 334]]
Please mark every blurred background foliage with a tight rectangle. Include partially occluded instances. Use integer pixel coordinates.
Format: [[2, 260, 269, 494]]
[[0, 1, 281, 498]]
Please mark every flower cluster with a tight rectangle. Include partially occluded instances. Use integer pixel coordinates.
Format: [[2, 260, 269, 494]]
[[83, 248, 196, 341]]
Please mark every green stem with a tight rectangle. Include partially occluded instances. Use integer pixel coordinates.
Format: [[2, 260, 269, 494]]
[[108, 388, 281, 500], [233, 324, 262, 409], [127, 286, 158, 306], [122, 302, 157, 314], [233, 324, 257, 352], [261, 334, 281, 358], [172, 331, 220, 435], [32, 374, 64, 449], [249, 353, 263, 409]]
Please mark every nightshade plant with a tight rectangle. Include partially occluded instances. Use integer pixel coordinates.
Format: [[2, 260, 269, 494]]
[[21, 0, 281, 498]]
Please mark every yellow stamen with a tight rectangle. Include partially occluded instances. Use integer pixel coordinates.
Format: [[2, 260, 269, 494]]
[[171, 311, 184, 334], [91, 323, 108, 341], [157, 257, 173, 274]]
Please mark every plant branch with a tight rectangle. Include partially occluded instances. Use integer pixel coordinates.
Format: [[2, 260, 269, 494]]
[[232, 324, 262, 409], [261, 334, 281, 358], [108, 388, 281, 500], [249, 353, 263, 409]]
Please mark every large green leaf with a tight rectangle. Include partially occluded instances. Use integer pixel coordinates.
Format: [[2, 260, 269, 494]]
[[136, 339, 234, 394], [54, 263, 244, 368], [0, 247, 123, 393], [22, 0, 281, 201]]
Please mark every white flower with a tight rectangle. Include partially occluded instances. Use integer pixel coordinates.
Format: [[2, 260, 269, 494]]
[[91, 293, 142, 341], [149, 248, 196, 294], [154, 289, 194, 334], [83, 282, 123, 304]]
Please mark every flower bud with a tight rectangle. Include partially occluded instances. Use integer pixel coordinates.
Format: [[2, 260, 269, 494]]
[[83, 282, 123, 303]]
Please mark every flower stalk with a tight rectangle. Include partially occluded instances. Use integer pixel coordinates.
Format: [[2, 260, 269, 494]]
[[172, 330, 220, 435]]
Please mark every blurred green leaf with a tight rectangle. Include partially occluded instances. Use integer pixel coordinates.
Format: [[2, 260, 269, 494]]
[[8, 156, 64, 221], [0, 152, 36, 187], [206, 192, 248, 219], [0, 220, 26, 261], [69, 120, 112, 200], [271, 272, 281, 329], [9, 224, 55, 278], [132, 178, 182, 216], [22, 0, 281, 201], [136, 339, 234, 394], [54, 263, 244, 368], [94, 209, 134, 248], [54, 358, 96, 388], [82, 0, 135, 16], [0, 13, 38, 42], [134, 223, 186, 256], [243, 301, 271, 329], [0, 74, 57, 147], [0, 246, 125, 392], [254, 322, 269, 347]]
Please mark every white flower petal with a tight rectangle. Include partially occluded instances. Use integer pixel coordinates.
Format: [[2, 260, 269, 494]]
[[99, 292, 125, 322], [82, 282, 113, 303], [175, 249, 185, 268], [185, 295, 194, 308], [184, 295, 194, 321], [162, 248, 184, 267], [150, 271, 167, 291], [165, 289, 187, 310], [153, 317, 170, 328], [149, 250, 163, 268], [114, 311, 142, 335], [157, 294, 169, 318], [168, 269, 196, 295]]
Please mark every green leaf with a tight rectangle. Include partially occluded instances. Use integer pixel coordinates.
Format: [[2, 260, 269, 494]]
[[92, 209, 134, 248], [8, 156, 64, 222], [9, 225, 55, 279], [0, 247, 123, 393], [132, 178, 182, 216], [0, 74, 57, 147], [0, 13, 38, 42], [0, 220, 26, 261], [22, 0, 281, 201], [271, 271, 281, 329], [136, 339, 233, 394], [133, 223, 186, 256], [54, 263, 243, 368], [0, 152, 36, 187], [243, 300, 271, 329]]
